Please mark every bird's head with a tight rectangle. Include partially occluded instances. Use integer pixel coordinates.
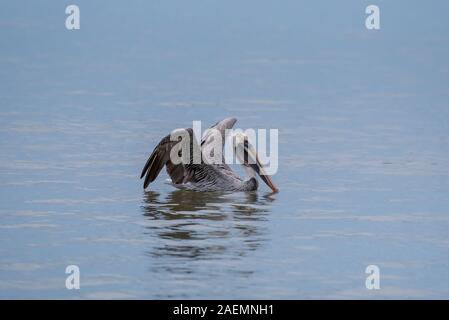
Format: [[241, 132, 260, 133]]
[[233, 132, 279, 193]]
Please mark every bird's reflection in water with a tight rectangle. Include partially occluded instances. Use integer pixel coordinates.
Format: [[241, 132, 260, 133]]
[[141, 190, 275, 275]]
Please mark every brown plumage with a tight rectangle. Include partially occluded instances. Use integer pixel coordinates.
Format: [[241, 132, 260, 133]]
[[140, 128, 195, 189]]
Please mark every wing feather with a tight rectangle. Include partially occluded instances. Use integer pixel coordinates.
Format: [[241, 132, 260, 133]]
[[140, 128, 194, 189], [140, 118, 239, 190]]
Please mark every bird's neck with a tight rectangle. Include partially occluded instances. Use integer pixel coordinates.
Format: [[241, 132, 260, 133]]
[[243, 165, 257, 179], [242, 177, 258, 191]]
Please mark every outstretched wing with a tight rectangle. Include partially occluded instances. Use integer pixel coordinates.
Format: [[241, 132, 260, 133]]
[[140, 128, 195, 189], [140, 117, 239, 189], [201, 117, 237, 171], [201, 117, 237, 149]]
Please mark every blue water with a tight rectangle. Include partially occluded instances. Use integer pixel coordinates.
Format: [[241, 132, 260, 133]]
[[1, 0, 449, 299]]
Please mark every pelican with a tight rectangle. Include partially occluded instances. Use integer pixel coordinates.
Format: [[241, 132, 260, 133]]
[[140, 117, 278, 192]]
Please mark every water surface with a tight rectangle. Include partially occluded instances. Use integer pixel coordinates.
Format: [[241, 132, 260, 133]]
[[1, 0, 449, 299]]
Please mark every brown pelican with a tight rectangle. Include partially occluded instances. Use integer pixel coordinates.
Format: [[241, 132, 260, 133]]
[[140, 117, 278, 192]]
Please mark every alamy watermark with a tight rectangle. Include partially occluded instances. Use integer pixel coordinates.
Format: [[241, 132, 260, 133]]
[[65, 265, 80, 290], [365, 265, 380, 290], [64, 4, 381, 32], [365, 5, 380, 30], [168, 121, 279, 175], [65, 5, 80, 30]]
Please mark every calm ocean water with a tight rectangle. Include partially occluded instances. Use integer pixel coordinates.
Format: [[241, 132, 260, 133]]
[[1, 0, 449, 298]]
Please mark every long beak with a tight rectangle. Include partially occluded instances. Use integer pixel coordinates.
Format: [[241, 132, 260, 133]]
[[244, 143, 279, 193]]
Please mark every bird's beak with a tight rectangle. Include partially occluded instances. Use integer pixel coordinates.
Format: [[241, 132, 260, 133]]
[[244, 142, 279, 193]]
